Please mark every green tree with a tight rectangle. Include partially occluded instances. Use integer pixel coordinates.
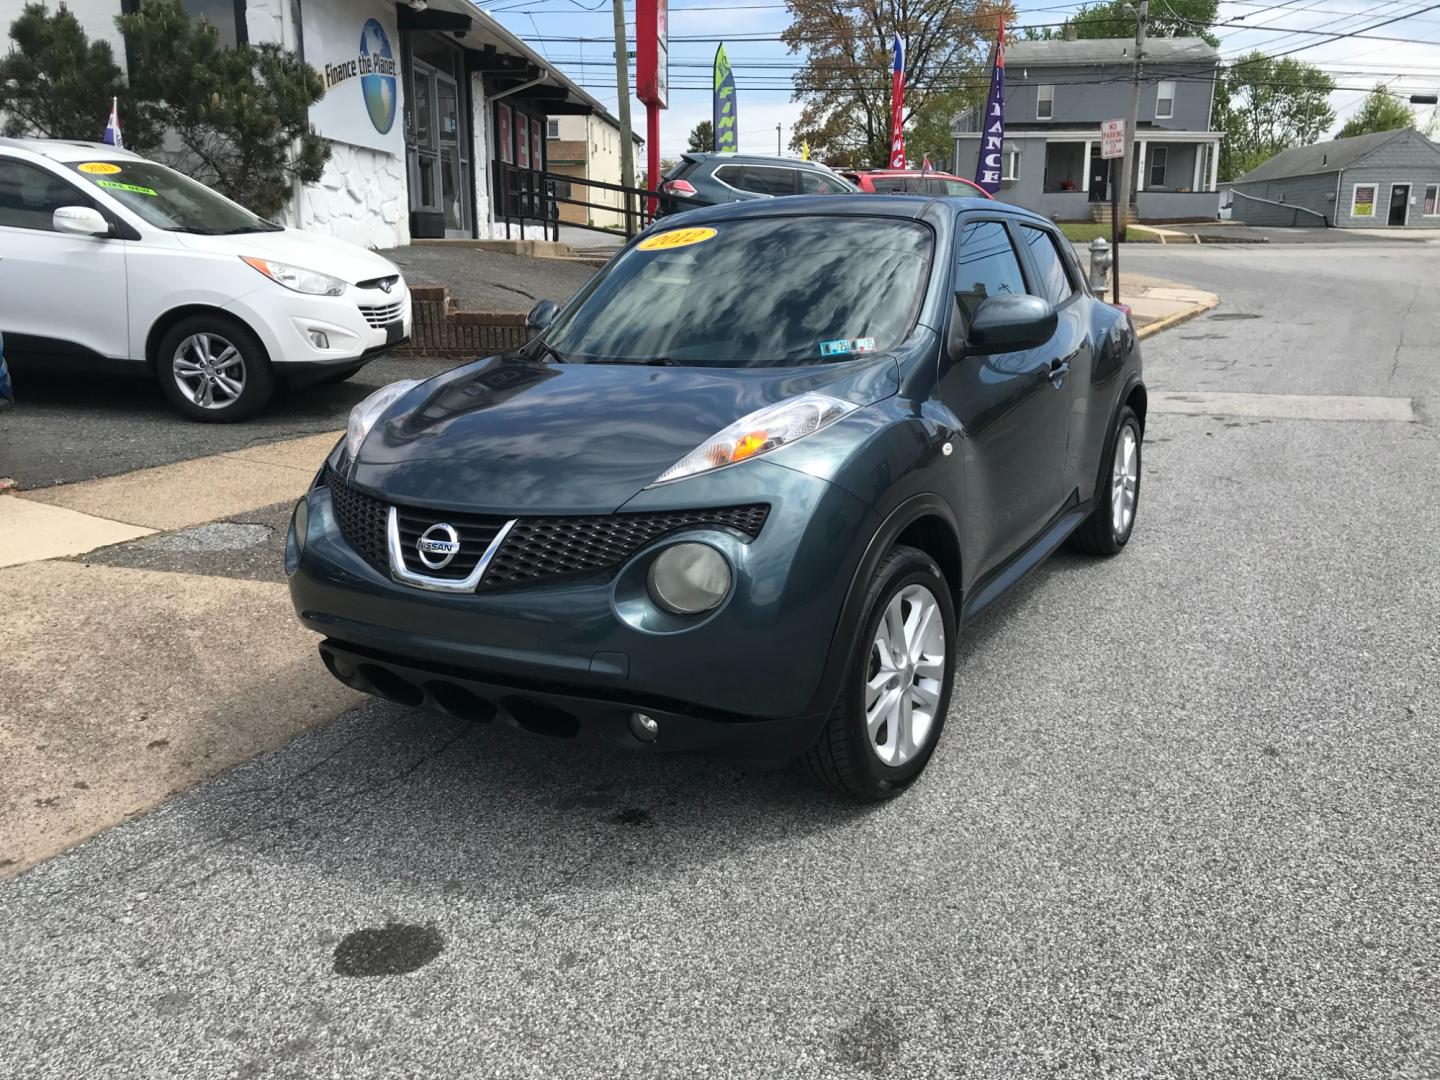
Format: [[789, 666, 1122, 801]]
[[687, 120, 714, 152], [1033, 0, 1220, 47], [784, 0, 1011, 168], [1219, 52, 1334, 180], [0, 3, 156, 149], [117, 0, 329, 217], [1336, 84, 1416, 139]]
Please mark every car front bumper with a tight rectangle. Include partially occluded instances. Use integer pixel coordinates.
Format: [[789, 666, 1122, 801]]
[[225, 280, 413, 370], [287, 459, 878, 760]]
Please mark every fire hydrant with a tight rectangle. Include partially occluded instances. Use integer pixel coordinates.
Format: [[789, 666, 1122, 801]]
[[1088, 237, 1113, 292]]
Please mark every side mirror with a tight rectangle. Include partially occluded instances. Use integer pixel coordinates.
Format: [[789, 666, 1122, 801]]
[[526, 299, 559, 330], [52, 206, 111, 237], [964, 294, 1057, 354]]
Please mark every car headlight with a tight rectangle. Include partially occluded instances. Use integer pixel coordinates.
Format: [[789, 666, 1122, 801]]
[[241, 256, 347, 296], [651, 392, 857, 485], [648, 543, 731, 614], [345, 379, 420, 459]]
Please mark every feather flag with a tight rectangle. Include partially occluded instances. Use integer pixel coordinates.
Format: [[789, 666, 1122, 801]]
[[974, 19, 1006, 194], [889, 36, 906, 169], [102, 96, 123, 149], [713, 45, 738, 152]]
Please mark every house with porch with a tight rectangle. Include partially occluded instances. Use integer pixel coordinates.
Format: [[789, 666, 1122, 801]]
[[953, 35, 1223, 223]]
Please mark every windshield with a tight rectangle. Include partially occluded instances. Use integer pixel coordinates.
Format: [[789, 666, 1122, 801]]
[[543, 216, 933, 367], [67, 160, 281, 234]]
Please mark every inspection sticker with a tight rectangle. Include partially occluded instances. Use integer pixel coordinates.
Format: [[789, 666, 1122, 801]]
[[637, 227, 717, 251], [852, 337, 877, 353], [819, 339, 851, 357], [78, 162, 123, 175], [96, 179, 158, 197]]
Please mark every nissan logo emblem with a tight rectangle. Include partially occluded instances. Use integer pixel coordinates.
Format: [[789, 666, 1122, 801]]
[[416, 523, 461, 569]]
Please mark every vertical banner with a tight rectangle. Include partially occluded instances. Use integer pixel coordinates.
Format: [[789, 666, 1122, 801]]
[[497, 104, 513, 163], [713, 44, 738, 152], [890, 36, 906, 169], [974, 18, 1006, 194]]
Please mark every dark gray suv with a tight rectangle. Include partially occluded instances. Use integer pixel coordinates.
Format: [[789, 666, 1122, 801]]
[[657, 152, 856, 215]]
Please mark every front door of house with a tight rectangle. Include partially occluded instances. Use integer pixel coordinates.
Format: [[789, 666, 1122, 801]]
[[1089, 149, 1108, 202], [1388, 184, 1410, 226]]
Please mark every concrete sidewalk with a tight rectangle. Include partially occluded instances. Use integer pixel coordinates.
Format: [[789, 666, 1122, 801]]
[[1114, 272, 1219, 339]]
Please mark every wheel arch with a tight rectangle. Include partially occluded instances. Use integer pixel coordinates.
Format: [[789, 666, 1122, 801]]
[[145, 305, 271, 375], [801, 493, 965, 717]]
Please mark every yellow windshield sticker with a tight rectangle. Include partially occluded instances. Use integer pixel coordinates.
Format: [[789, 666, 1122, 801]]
[[637, 227, 717, 251], [96, 179, 157, 197], [78, 162, 123, 175]]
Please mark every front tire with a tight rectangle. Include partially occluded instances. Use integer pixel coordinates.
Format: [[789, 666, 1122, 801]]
[[1068, 404, 1142, 556], [800, 544, 956, 801], [156, 315, 275, 422]]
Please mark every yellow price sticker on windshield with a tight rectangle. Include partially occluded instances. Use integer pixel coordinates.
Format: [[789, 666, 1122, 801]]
[[637, 227, 716, 251], [78, 162, 122, 175]]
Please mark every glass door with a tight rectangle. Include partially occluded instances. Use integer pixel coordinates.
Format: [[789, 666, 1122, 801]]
[[409, 61, 440, 218], [435, 72, 469, 235]]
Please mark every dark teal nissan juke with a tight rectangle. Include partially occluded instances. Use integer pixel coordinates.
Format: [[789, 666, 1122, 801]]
[[287, 195, 1144, 800]]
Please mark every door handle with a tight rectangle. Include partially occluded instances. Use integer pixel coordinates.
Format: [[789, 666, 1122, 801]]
[[1048, 358, 1070, 382]]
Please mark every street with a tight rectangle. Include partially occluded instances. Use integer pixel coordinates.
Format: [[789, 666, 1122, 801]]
[[2, 240, 1438, 1078]]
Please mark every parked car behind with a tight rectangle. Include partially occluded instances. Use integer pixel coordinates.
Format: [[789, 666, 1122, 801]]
[[657, 152, 856, 215], [0, 331, 11, 412], [0, 138, 412, 422], [289, 194, 1145, 801], [843, 169, 993, 198]]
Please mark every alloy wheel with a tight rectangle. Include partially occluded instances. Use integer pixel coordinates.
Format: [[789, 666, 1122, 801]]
[[865, 584, 946, 767], [173, 332, 246, 410], [1111, 423, 1139, 538]]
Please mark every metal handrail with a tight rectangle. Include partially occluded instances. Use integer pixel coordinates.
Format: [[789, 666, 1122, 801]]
[[494, 164, 683, 241]]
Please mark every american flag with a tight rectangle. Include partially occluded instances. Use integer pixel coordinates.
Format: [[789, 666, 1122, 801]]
[[890, 36, 905, 169], [102, 96, 123, 149]]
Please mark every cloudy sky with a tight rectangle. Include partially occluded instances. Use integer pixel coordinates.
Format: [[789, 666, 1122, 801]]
[[484, 0, 1440, 159]]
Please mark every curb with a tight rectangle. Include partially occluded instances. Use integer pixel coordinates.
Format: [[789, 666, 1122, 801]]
[[1135, 296, 1219, 341]]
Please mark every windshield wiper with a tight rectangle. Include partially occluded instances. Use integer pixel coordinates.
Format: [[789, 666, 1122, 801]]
[[532, 341, 568, 363], [211, 222, 284, 235], [594, 357, 681, 366]]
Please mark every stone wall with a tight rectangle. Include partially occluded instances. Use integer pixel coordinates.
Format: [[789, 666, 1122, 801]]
[[399, 286, 533, 358], [291, 143, 410, 249]]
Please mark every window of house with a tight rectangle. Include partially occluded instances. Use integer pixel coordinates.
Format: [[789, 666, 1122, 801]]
[[1019, 224, 1075, 306], [1148, 147, 1168, 188], [1036, 85, 1054, 120], [1156, 81, 1175, 120], [0, 159, 99, 232], [547, 119, 559, 139], [1424, 184, 1439, 216], [1002, 149, 1020, 181], [953, 220, 1027, 323], [174, 0, 247, 48], [1351, 184, 1377, 217]]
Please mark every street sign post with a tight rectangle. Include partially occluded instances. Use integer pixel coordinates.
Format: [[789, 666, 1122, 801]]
[[637, 0, 668, 214], [1101, 119, 1125, 304]]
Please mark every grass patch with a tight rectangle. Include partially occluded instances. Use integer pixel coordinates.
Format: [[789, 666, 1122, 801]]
[[1058, 222, 1161, 243]]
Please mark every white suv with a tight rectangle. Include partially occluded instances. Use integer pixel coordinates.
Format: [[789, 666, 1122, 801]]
[[0, 138, 413, 421]]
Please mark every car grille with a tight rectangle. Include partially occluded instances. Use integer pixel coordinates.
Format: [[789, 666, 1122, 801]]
[[320, 466, 768, 588], [359, 299, 405, 328]]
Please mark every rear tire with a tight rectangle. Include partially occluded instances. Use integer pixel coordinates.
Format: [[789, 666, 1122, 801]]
[[800, 544, 956, 801], [1068, 405, 1142, 556], [156, 314, 275, 423]]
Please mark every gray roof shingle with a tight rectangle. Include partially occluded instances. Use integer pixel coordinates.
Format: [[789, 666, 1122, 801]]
[[1006, 36, 1218, 66], [1234, 129, 1414, 182]]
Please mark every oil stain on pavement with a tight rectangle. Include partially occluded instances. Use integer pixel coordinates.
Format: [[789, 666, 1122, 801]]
[[332, 922, 444, 977]]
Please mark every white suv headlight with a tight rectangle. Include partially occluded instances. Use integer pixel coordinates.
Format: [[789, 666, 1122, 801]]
[[651, 392, 857, 486], [241, 256, 347, 296], [345, 379, 420, 459]]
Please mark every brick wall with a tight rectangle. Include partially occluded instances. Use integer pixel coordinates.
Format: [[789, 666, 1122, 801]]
[[399, 286, 536, 359]]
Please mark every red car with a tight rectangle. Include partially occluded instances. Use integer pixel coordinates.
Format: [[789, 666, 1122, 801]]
[[842, 170, 993, 198]]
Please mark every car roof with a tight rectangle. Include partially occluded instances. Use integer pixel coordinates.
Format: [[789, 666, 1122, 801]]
[[682, 151, 838, 171], [659, 191, 1046, 226], [851, 169, 972, 179], [0, 136, 145, 163]]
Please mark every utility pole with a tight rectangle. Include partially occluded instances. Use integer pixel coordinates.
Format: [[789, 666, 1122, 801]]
[[611, 0, 636, 233], [1118, 0, 1148, 243], [776, 123, 782, 155]]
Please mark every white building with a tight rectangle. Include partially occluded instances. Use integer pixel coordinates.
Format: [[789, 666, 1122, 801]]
[[545, 113, 644, 231], [0, 0, 634, 247]]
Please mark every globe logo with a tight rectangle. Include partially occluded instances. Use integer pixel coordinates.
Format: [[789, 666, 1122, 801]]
[[360, 19, 396, 135]]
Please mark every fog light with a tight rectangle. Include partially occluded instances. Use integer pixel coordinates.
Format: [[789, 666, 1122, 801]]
[[647, 543, 731, 615], [307, 329, 330, 349], [630, 712, 659, 742]]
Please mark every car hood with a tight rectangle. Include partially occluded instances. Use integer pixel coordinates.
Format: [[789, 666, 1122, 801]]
[[175, 228, 401, 284], [349, 355, 899, 515]]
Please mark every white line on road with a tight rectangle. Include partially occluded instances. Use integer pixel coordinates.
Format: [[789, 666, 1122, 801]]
[[1151, 391, 1416, 423]]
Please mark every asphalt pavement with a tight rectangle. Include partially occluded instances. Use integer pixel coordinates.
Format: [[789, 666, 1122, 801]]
[[3, 241, 1439, 1078]]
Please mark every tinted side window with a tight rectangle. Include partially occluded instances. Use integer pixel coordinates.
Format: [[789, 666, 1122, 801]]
[[800, 170, 850, 194], [1018, 224, 1075, 305], [954, 220, 1027, 322], [752, 167, 798, 196], [713, 164, 752, 192], [0, 159, 97, 232], [870, 177, 909, 193]]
